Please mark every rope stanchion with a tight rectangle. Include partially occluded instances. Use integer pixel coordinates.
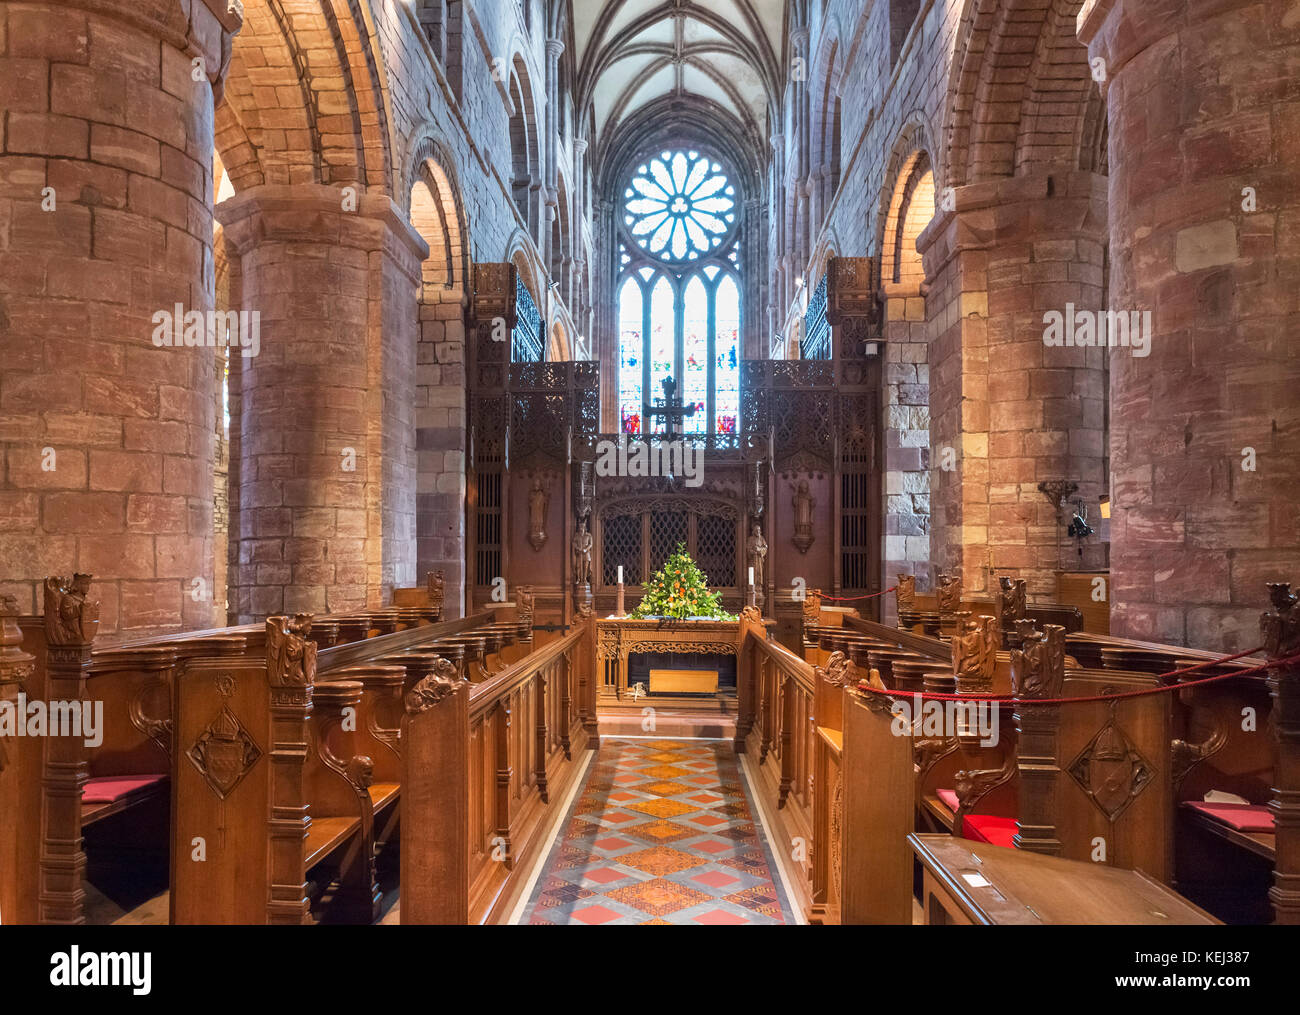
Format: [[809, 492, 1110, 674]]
[[849, 646, 1297, 708], [819, 586, 897, 603]]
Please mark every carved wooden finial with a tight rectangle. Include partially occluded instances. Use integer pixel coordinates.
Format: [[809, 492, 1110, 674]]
[[818, 650, 857, 688], [1010, 623, 1066, 699], [427, 570, 445, 614], [42, 574, 99, 646], [1262, 582, 1300, 664], [516, 584, 535, 625], [936, 573, 962, 615], [405, 657, 462, 714], [0, 595, 34, 687], [802, 588, 823, 626], [953, 614, 998, 693], [266, 614, 317, 687], [997, 576, 1027, 643], [740, 605, 762, 626], [896, 574, 916, 612]]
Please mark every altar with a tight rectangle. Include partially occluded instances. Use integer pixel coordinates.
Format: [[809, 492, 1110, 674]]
[[595, 617, 744, 707]]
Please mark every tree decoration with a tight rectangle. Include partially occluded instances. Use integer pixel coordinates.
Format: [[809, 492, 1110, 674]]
[[629, 543, 736, 620]]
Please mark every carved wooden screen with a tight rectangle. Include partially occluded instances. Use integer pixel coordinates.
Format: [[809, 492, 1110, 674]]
[[801, 272, 830, 360], [602, 514, 642, 586], [840, 389, 879, 594], [598, 499, 739, 590], [695, 513, 737, 586], [649, 511, 688, 571], [512, 277, 543, 362]]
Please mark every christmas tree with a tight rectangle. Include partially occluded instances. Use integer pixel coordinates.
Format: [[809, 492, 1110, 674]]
[[629, 543, 737, 620]]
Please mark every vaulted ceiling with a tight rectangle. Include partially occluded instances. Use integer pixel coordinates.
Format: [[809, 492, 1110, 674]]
[[574, 0, 784, 150]]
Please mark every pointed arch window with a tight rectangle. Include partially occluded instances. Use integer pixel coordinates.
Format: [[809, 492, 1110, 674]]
[[616, 150, 742, 435]]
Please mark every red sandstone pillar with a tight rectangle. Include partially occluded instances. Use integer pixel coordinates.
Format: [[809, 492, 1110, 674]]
[[0, 0, 241, 636], [1080, 0, 1300, 649], [918, 171, 1110, 599], [215, 185, 427, 621]]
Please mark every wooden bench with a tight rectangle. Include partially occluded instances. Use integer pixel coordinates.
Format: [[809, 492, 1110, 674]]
[[171, 608, 498, 923], [400, 608, 598, 924]]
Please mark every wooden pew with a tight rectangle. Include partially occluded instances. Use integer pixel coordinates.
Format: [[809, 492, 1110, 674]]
[[171, 609, 496, 924], [400, 611, 597, 924]]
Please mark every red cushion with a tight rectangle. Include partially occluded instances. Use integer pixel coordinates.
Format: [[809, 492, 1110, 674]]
[[1184, 800, 1274, 832], [937, 788, 959, 812], [82, 775, 166, 803], [963, 813, 1018, 848]]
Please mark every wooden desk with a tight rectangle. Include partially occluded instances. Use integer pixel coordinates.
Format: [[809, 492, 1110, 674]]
[[909, 834, 1217, 925]]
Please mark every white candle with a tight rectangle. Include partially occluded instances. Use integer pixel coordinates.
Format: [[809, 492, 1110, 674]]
[[748, 566, 754, 587], [618, 565, 624, 585]]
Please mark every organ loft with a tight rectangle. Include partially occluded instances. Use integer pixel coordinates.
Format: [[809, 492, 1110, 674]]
[[0, 0, 1298, 969]]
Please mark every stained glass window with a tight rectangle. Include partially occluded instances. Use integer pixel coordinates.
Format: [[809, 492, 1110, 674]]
[[682, 276, 708, 434], [624, 151, 736, 264], [616, 149, 743, 435], [617, 276, 643, 434], [715, 275, 740, 434]]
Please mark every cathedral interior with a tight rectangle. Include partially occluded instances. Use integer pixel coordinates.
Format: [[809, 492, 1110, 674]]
[[0, 0, 1298, 963]]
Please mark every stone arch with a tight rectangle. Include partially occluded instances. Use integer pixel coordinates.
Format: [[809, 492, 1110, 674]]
[[508, 57, 543, 240], [809, 22, 845, 225], [941, 0, 1097, 188], [215, 0, 393, 191], [405, 131, 471, 290], [406, 139, 471, 613], [876, 115, 936, 290], [505, 229, 543, 308]]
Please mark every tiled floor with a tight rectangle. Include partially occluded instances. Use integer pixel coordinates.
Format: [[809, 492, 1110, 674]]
[[520, 737, 797, 925]]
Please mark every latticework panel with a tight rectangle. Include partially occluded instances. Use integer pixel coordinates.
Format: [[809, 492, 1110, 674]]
[[695, 513, 736, 587], [602, 514, 642, 585], [649, 511, 688, 572]]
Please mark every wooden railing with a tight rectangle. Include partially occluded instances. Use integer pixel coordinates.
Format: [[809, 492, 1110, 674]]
[[401, 613, 597, 924]]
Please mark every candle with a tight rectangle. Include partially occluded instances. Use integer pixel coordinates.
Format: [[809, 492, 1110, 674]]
[[748, 566, 754, 587], [618, 565, 623, 584]]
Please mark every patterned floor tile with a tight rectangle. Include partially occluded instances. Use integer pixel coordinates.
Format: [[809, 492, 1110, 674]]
[[521, 737, 795, 925]]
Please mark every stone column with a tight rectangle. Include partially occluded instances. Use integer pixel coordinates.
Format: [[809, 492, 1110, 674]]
[[1080, 0, 1300, 649], [216, 185, 427, 621], [918, 170, 1109, 599], [0, 0, 240, 636]]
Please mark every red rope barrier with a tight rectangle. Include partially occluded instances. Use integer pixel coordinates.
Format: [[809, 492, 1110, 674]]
[[849, 646, 1298, 707], [820, 586, 898, 602]]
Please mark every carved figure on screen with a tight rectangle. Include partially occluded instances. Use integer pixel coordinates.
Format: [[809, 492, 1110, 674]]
[[527, 476, 549, 552], [747, 523, 768, 589], [572, 517, 593, 586], [791, 478, 816, 553]]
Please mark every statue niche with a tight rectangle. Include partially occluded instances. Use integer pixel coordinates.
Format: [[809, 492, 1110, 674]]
[[528, 475, 550, 552], [791, 478, 816, 554]]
